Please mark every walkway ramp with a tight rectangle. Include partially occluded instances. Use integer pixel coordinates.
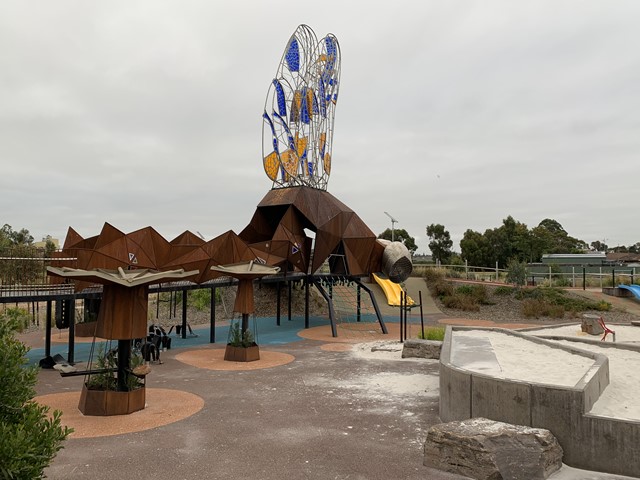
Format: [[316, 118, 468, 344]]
[[372, 273, 414, 307]]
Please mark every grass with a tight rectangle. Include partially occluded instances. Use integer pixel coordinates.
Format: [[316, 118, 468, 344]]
[[417, 326, 445, 341]]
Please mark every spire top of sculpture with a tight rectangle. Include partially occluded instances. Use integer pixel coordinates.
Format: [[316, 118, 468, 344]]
[[262, 25, 341, 190]]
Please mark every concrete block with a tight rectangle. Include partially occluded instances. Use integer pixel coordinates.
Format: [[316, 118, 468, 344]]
[[401, 339, 441, 359]]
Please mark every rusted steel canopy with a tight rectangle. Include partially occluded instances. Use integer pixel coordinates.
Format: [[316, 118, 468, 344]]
[[240, 186, 384, 275], [47, 266, 198, 339], [210, 261, 280, 314]]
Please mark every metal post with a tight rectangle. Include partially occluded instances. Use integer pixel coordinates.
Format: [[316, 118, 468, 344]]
[[599, 267, 602, 288], [67, 296, 75, 364], [399, 291, 404, 343], [612, 269, 615, 287], [465, 259, 469, 280], [117, 339, 130, 392], [356, 284, 361, 322], [403, 293, 408, 340], [276, 281, 281, 326], [210, 287, 216, 343], [419, 291, 424, 339], [572, 266, 575, 288], [45, 300, 52, 358], [181, 289, 187, 339], [288, 281, 292, 321], [304, 276, 310, 329], [156, 289, 160, 318], [583, 267, 586, 291]]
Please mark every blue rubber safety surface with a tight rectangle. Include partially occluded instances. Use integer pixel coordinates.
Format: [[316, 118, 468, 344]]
[[26, 314, 402, 366]]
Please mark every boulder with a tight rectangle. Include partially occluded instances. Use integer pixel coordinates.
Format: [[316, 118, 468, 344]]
[[581, 314, 604, 336], [401, 339, 441, 359], [423, 418, 563, 480]]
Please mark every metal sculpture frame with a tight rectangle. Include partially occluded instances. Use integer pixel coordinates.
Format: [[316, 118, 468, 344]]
[[262, 25, 340, 190]]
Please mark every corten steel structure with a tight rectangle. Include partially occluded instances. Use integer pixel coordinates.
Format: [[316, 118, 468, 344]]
[[47, 266, 197, 416], [50, 25, 412, 364]]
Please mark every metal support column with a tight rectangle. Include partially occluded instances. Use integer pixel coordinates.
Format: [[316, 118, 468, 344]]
[[67, 296, 75, 364], [181, 289, 187, 339], [276, 281, 281, 326], [210, 287, 216, 343]]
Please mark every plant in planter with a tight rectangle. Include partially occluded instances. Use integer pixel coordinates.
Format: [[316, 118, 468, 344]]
[[224, 319, 260, 362], [79, 343, 146, 416]]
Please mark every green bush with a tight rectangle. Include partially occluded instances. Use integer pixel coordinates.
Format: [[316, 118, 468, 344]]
[[0, 307, 30, 332], [494, 286, 515, 296], [455, 284, 491, 305], [0, 317, 72, 478], [418, 327, 446, 341], [442, 293, 480, 311]]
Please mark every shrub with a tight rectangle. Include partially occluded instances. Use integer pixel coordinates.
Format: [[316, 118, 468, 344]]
[[494, 286, 515, 296], [506, 259, 527, 287], [455, 284, 491, 305], [522, 299, 547, 318], [442, 293, 480, 311], [0, 307, 30, 332], [594, 300, 612, 312], [0, 317, 72, 478]]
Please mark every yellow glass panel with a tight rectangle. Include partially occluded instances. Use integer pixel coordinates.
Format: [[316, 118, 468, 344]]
[[263, 151, 280, 181], [324, 152, 331, 175], [280, 149, 298, 177], [294, 133, 307, 158], [306, 89, 314, 120], [319, 132, 326, 154]]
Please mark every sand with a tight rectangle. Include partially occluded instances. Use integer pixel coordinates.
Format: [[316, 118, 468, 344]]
[[453, 325, 640, 421]]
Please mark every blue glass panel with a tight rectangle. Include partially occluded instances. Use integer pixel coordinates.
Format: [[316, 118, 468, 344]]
[[308, 161, 313, 176], [325, 36, 337, 57], [273, 80, 287, 117], [285, 38, 300, 72], [318, 79, 326, 117], [273, 111, 295, 150], [263, 112, 279, 153]]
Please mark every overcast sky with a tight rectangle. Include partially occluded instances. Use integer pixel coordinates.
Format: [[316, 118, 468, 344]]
[[2, 1, 639, 254]]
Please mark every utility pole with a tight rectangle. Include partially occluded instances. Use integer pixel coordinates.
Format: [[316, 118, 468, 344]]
[[384, 211, 398, 242]]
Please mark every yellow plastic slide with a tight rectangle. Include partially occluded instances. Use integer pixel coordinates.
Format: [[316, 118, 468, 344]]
[[372, 273, 415, 307]]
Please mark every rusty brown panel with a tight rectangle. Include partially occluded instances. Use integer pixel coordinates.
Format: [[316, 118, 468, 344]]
[[312, 231, 341, 273], [95, 284, 148, 340], [93, 223, 126, 250], [62, 227, 84, 250], [343, 237, 376, 275], [342, 213, 376, 238], [170, 230, 205, 246], [128, 226, 171, 268], [256, 186, 301, 207], [232, 279, 254, 314]]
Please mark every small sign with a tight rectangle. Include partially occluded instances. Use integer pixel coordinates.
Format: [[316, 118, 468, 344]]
[[128, 252, 138, 264]]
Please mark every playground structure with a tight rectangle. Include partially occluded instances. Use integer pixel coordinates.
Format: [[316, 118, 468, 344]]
[[617, 283, 640, 300], [33, 25, 413, 415], [372, 273, 414, 307]]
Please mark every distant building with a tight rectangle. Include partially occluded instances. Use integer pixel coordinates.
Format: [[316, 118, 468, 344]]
[[541, 253, 606, 266], [606, 252, 640, 266], [33, 236, 60, 250]]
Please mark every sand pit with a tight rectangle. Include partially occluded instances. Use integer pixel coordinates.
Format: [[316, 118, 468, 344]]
[[452, 330, 595, 387], [453, 325, 640, 421]]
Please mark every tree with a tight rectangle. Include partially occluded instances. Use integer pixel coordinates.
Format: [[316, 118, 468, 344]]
[[460, 229, 492, 268], [590, 240, 607, 252], [377, 228, 418, 255], [425, 224, 453, 264], [0, 315, 72, 477]]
